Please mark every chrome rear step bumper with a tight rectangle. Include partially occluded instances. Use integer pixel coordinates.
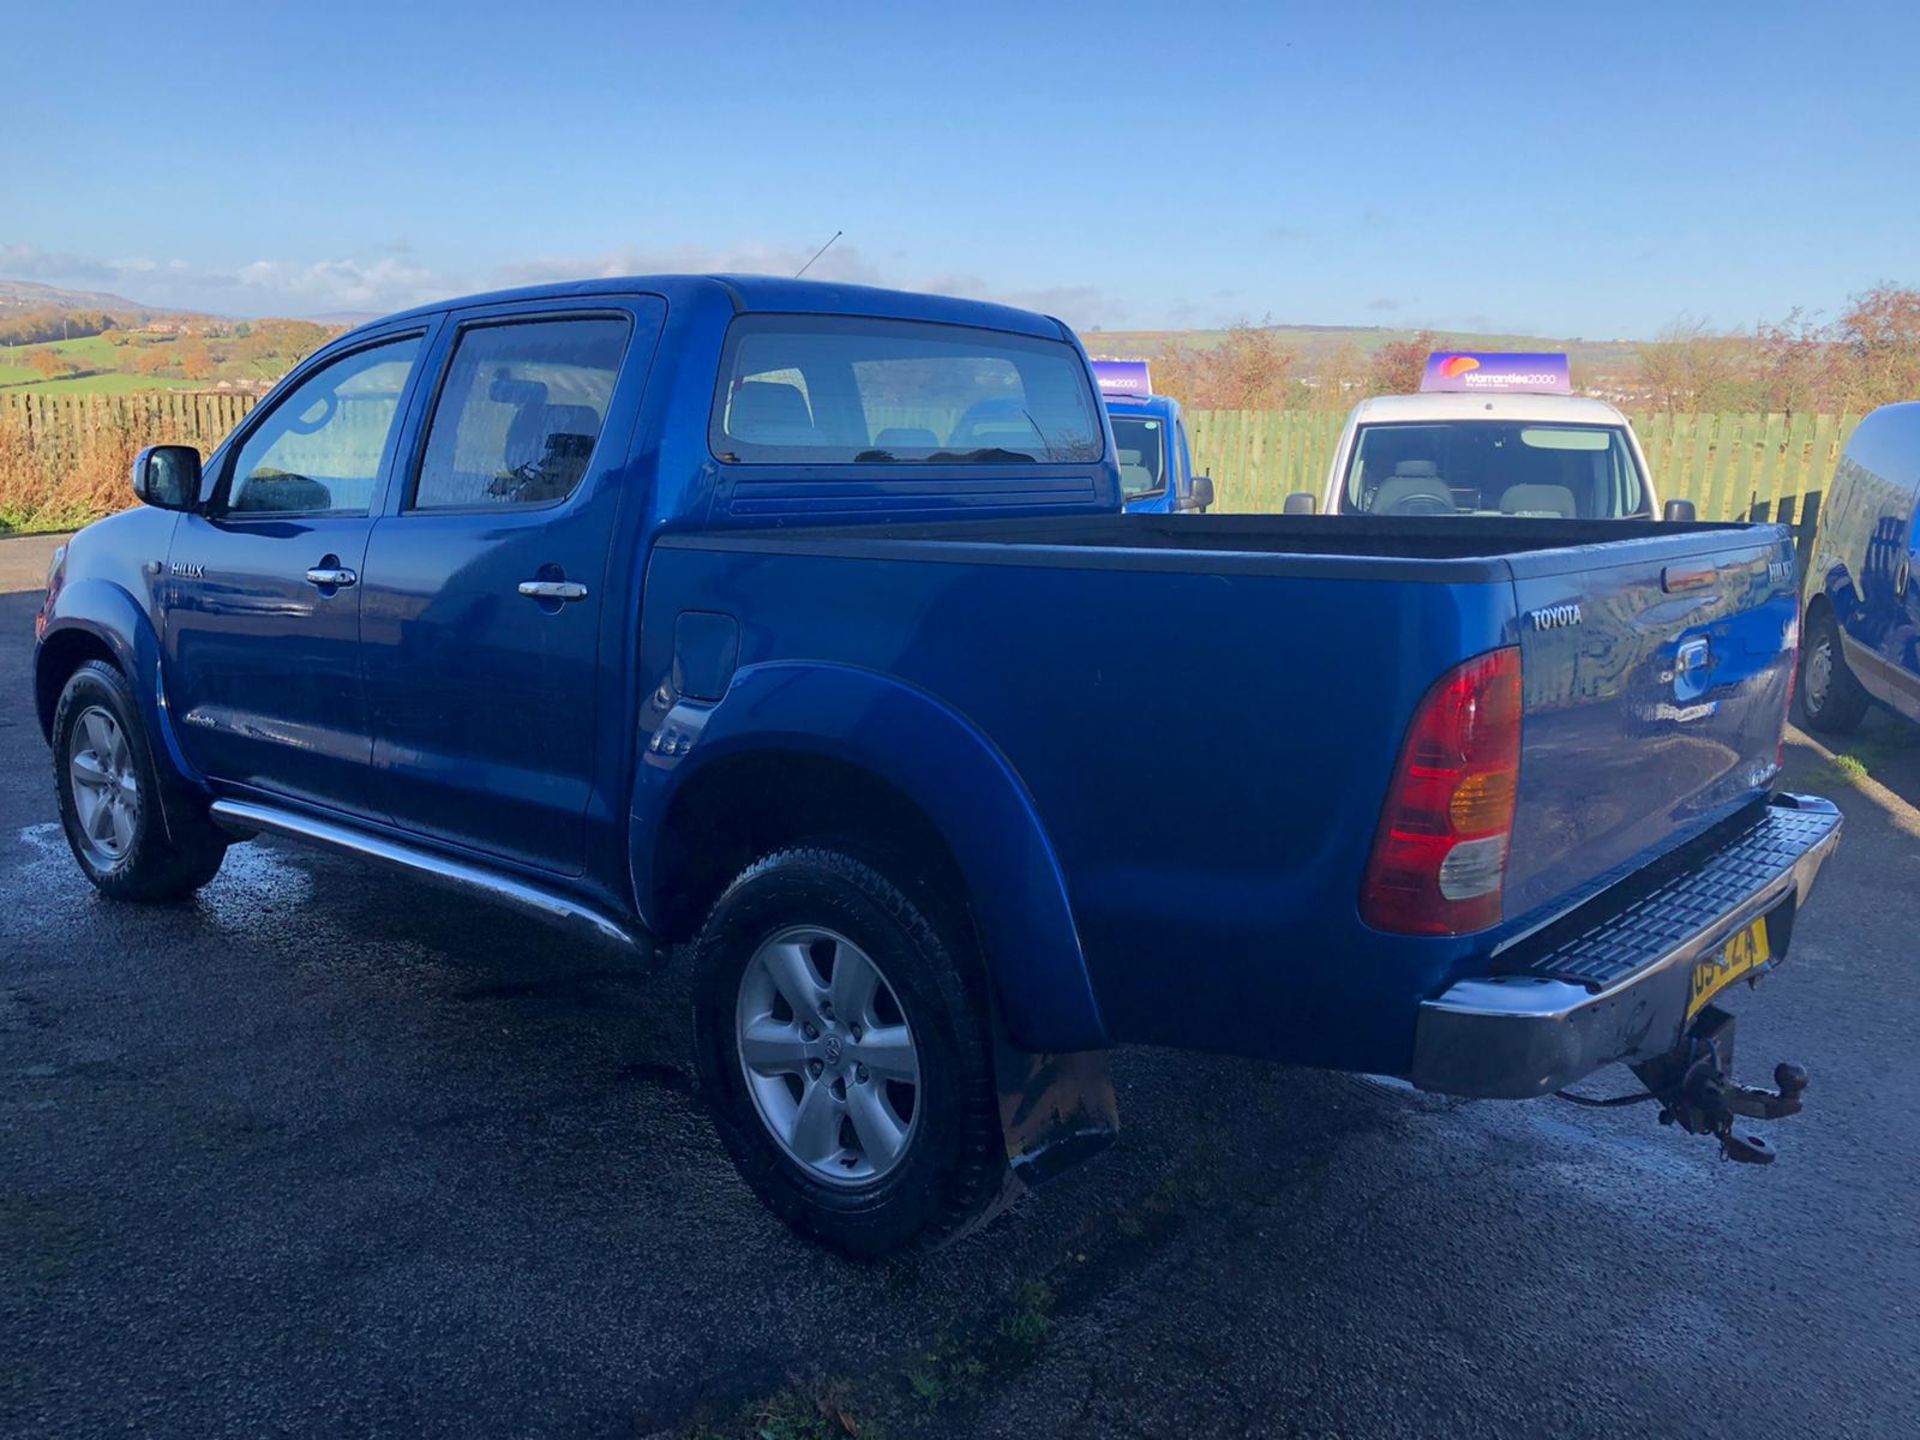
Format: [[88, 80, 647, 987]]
[[1411, 795, 1842, 1100]]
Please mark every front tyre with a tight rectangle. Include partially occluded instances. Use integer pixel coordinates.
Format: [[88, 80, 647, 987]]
[[692, 847, 1008, 1258], [52, 660, 227, 901], [1800, 607, 1870, 734]]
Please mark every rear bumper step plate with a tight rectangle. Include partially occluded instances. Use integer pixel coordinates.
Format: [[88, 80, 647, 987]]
[[1409, 794, 1841, 1100]]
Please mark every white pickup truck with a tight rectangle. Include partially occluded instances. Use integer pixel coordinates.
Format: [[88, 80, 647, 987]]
[[1317, 352, 1665, 520]]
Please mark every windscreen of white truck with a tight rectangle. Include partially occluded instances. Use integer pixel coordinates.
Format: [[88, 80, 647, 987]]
[[1341, 421, 1649, 518]]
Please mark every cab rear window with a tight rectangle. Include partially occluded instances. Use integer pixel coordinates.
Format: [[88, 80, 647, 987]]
[[711, 315, 1103, 465]]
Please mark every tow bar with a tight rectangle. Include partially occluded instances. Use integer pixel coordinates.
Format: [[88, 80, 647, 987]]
[[1629, 1004, 1809, 1164]]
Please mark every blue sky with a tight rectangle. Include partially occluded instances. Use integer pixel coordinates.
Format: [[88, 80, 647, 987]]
[[4, 1, 1917, 338]]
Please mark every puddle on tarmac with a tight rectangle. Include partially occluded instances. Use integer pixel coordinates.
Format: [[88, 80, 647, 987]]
[[5, 822, 317, 939]]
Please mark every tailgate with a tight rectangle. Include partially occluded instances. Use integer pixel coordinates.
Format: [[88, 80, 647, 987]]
[[1503, 529, 1799, 923]]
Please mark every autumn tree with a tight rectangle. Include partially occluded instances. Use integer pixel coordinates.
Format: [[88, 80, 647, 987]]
[[1307, 342, 1368, 411], [1634, 320, 1751, 411], [1367, 331, 1439, 396], [1752, 309, 1834, 416], [177, 340, 215, 382], [27, 348, 69, 380], [0, 307, 114, 346], [1151, 321, 1293, 409], [1834, 284, 1920, 411]]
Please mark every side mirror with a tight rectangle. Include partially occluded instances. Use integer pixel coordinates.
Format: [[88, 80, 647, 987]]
[[1283, 491, 1318, 515], [1190, 474, 1215, 512], [132, 445, 201, 511], [1663, 498, 1697, 523]]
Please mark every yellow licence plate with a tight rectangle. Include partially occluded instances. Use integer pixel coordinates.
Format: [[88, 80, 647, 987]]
[[1687, 917, 1774, 1020]]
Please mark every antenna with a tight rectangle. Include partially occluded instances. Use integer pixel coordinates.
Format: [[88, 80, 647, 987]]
[[794, 230, 843, 278]]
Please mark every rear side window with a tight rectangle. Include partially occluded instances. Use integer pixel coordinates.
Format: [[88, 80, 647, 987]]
[[412, 316, 630, 509], [711, 315, 1103, 465]]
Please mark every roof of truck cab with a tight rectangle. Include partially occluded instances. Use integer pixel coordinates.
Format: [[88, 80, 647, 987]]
[[343, 274, 1071, 342], [1345, 392, 1631, 426], [1104, 392, 1180, 420]]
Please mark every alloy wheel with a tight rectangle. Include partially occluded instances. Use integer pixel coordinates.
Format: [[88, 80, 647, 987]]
[[734, 925, 921, 1185], [67, 705, 140, 867], [1805, 636, 1834, 712]]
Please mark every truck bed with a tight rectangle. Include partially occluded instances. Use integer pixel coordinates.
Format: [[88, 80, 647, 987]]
[[648, 512, 1799, 1074]]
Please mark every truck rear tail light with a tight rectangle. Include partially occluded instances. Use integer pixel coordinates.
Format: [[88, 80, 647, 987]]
[[1360, 647, 1522, 936]]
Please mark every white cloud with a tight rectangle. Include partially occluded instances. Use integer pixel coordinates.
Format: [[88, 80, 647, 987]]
[[918, 271, 1124, 331], [230, 256, 449, 312], [0, 243, 453, 317], [488, 241, 885, 291], [493, 247, 1126, 331], [0, 244, 122, 285], [3, 238, 1124, 331]]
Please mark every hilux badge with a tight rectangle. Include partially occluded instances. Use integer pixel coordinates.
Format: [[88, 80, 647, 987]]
[[1527, 603, 1582, 632], [169, 561, 205, 579]]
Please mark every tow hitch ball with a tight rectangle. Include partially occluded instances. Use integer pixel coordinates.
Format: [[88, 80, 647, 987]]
[[1630, 1005, 1809, 1164]]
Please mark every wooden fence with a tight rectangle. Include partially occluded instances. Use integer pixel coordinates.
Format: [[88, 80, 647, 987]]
[[1, 394, 1863, 561], [0, 391, 258, 463]]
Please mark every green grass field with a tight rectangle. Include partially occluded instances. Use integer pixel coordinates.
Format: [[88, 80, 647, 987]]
[[0, 323, 326, 395], [0, 333, 211, 393]]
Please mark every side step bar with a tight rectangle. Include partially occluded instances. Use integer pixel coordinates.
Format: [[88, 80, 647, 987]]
[[209, 798, 656, 960]]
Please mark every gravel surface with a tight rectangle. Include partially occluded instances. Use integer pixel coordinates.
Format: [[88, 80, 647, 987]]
[[3, 529, 1916, 1438]]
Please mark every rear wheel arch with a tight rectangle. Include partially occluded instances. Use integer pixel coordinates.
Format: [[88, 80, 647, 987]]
[[637, 665, 1108, 1053], [651, 749, 976, 954]]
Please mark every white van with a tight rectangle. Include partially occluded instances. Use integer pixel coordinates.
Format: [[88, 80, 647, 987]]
[[1318, 355, 1660, 520]]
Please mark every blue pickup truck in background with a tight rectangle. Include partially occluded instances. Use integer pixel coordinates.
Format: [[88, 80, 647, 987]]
[[34, 276, 1839, 1255], [1091, 360, 1212, 514], [1800, 401, 1920, 733]]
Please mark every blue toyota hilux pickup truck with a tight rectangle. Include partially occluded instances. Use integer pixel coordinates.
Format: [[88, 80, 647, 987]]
[[34, 276, 1840, 1255]]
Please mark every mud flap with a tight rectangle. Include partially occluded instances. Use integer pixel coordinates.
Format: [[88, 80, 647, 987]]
[[993, 1022, 1119, 1190]]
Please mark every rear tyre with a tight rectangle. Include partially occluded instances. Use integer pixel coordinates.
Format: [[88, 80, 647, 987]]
[[692, 846, 1007, 1258], [1800, 607, 1870, 734], [52, 660, 227, 901]]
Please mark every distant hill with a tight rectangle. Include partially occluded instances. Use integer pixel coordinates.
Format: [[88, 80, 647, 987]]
[[1081, 322, 1643, 372], [0, 278, 189, 319]]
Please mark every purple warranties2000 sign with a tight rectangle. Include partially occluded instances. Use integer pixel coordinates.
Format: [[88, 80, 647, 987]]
[[1419, 352, 1572, 395]]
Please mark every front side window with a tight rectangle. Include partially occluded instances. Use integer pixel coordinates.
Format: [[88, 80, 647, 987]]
[[1342, 421, 1647, 519], [226, 336, 422, 515], [711, 315, 1104, 465], [412, 316, 630, 510], [1110, 414, 1167, 499]]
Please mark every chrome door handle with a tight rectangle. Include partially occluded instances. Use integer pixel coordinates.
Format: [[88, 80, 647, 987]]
[[305, 567, 358, 588], [518, 580, 589, 602]]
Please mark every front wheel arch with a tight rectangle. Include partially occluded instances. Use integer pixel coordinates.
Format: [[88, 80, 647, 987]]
[[34, 626, 119, 742]]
